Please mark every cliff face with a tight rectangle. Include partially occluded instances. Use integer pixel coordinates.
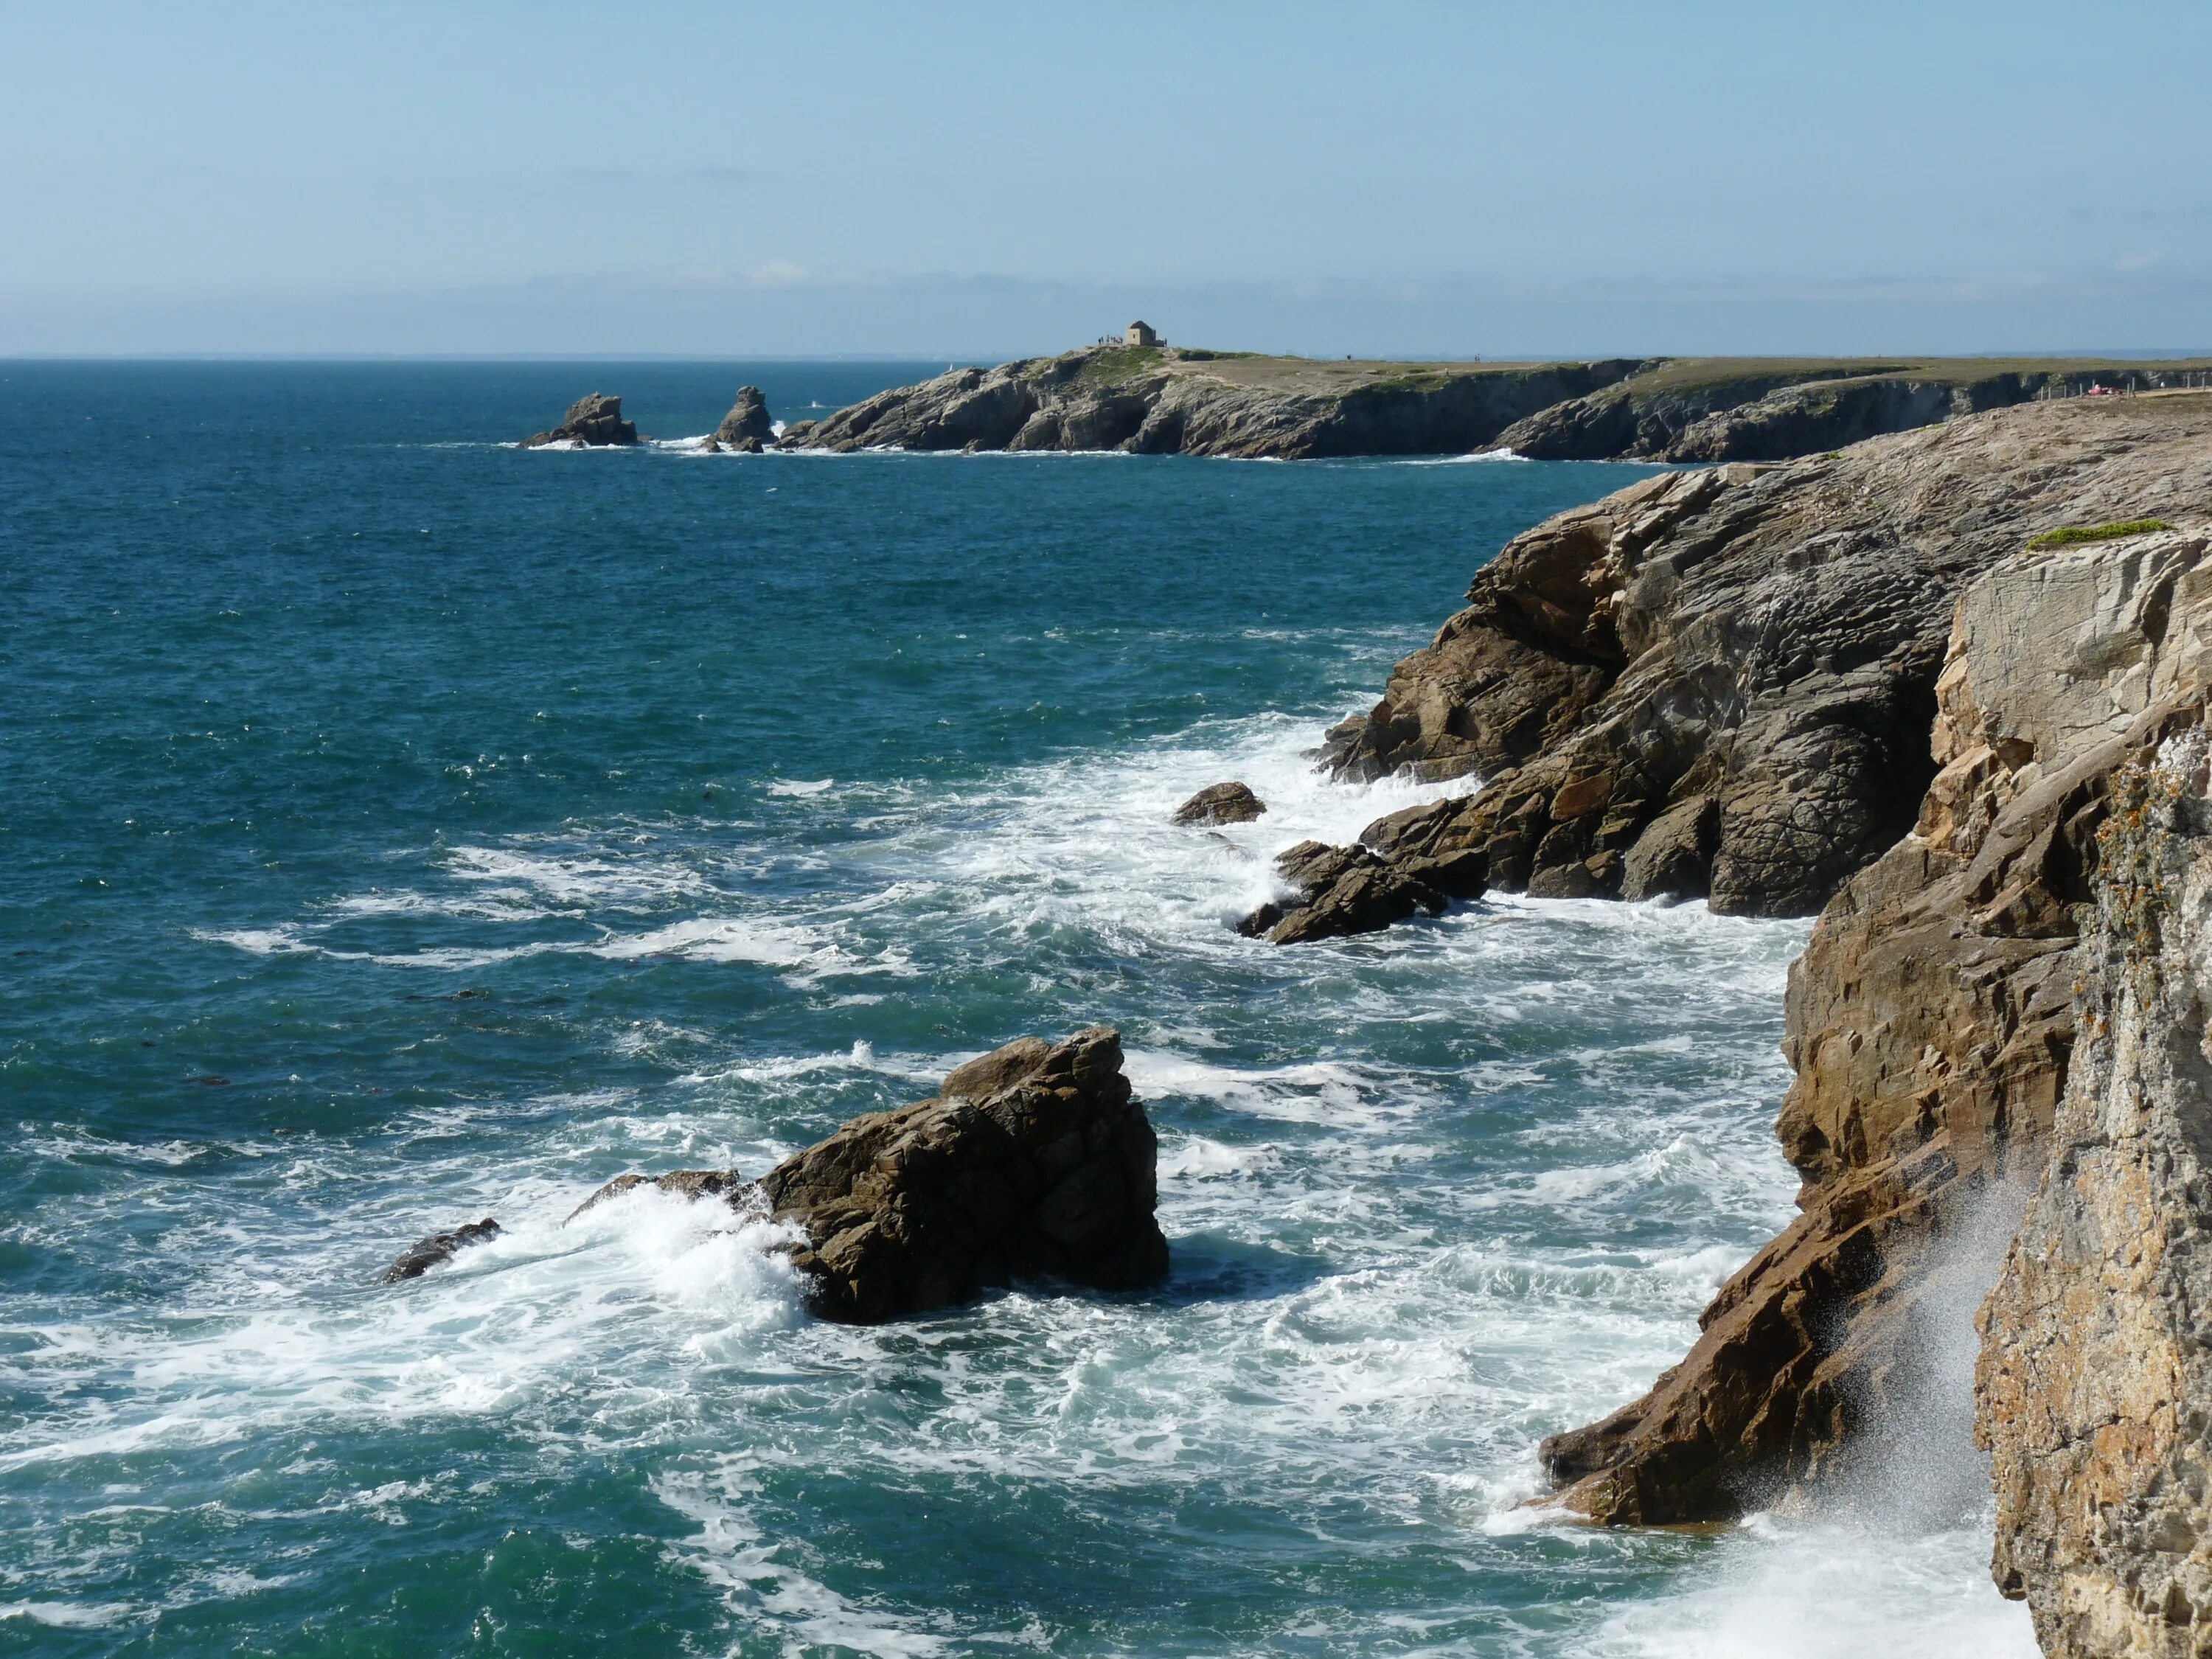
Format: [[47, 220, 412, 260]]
[[783, 352, 2212, 463], [781, 348, 1646, 459], [1977, 747, 2212, 1659], [1295, 392, 2212, 1545], [1326, 398, 2212, 919], [1541, 524, 2211, 1526]]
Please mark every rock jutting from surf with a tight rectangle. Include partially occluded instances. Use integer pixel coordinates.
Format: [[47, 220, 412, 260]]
[[561, 1026, 1168, 1324]]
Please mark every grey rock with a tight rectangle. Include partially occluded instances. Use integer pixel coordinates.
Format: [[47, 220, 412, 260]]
[[383, 1217, 502, 1281], [713, 386, 774, 449], [521, 392, 639, 448]]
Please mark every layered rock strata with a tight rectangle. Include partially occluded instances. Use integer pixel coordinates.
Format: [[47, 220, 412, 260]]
[[1323, 399, 2212, 919], [1538, 519, 2212, 1526], [782, 349, 1642, 459], [521, 392, 639, 448], [783, 351, 2212, 463], [571, 1028, 1169, 1324]]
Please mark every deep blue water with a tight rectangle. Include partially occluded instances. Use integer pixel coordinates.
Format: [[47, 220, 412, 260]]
[[0, 364, 2029, 1657]]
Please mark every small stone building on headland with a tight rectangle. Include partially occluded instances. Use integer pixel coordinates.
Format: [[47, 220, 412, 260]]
[[1125, 321, 1160, 348]]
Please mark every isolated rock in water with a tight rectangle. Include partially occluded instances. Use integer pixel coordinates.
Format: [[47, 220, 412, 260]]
[[558, 1029, 1169, 1322], [564, 1167, 751, 1225], [1238, 837, 1486, 944], [383, 1217, 502, 1281], [761, 1026, 1167, 1322], [1172, 781, 1267, 826], [521, 392, 639, 448], [713, 386, 773, 451]]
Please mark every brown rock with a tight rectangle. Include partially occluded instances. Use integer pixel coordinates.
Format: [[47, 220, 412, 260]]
[[1540, 520, 2212, 1527], [1322, 398, 2212, 918], [1978, 749, 2212, 1657], [1172, 781, 1267, 826], [757, 1027, 1168, 1322], [1237, 838, 1486, 945]]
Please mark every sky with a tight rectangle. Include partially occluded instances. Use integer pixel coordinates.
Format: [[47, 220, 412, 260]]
[[8, 1, 2212, 358]]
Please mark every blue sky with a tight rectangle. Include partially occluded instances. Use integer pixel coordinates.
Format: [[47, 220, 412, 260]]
[[8, 1, 2211, 357]]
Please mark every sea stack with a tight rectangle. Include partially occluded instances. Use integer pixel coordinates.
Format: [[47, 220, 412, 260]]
[[521, 392, 640, 448], [710, 386, 774, 452]]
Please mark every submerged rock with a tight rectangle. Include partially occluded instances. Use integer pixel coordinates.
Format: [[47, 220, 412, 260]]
[[1172, 781, 1267, 826], [710, 386, 773, 453], [521, 392, 639, 448], [566, 1028, 1167, 1323], [565, 1167, 751, 1225], [383, 1217, 502, 1281]]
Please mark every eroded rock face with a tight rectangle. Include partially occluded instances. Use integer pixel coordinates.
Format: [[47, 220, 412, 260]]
[[383, 1217, 502, 1281], [574, 1030, 1167, 1323], [1539, 517, 2212, 1526], [1324, 400, 2212, 919], [781, 349, 1645, 459], [1172, 781, 1267, 825], [1978, 747, 2212, 1659], [711, 386, 773, 452], [759, 1026, 1169, 1321], [521, 392, 639, 448]]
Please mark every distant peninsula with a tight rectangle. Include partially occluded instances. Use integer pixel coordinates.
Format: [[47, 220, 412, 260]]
[[774, 344, 2212, 463]]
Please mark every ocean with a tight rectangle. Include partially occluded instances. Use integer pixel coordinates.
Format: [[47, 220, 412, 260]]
[[0, 362, 2034, 1657]]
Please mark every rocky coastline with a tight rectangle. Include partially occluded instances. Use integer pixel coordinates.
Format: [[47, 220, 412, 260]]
[[1302, 389, 2212, 1651], [773, 348, 2212, 463]]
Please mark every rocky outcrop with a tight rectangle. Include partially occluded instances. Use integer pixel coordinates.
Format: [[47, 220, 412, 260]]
[[781, 349, 1647, 459], [1537, 517, 2212, 1528], [783, 352, 2212, 464], [1172, 781, 1267, 825], [1237, 837, 1486, 945], [1976, 745, 2212, 1658], [521, 392, 639, 448], [383, 1217, 501, 1281], [709, 386, 773, 453], [1322, 398, 2212, 919], [571, 1029, 1168, 1323]]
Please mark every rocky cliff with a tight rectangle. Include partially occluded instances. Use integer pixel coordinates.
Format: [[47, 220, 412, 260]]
[[781, 351, 2212, 463], [1970, 539, 2212, 1655], [1321, 398, 2212, 920], [1976, 740, 2212, 1659], [1540, 523, 2211, 1527], [1293, 393, 2212, 1556]]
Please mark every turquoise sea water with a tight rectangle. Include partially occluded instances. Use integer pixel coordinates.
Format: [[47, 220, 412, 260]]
[[0, 364, 2032, 1657]]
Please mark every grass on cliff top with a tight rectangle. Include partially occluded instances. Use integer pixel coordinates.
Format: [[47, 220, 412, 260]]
[[1624, 355, 2212, 394], [2026, 519, 2176, 549], [1077, 345, 1167, 385]]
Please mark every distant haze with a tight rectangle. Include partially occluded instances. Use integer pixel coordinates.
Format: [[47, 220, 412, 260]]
[[10, 1, 2211, 358]]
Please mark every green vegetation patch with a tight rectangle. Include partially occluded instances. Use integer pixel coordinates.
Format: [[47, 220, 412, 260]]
[[1077, 345, 1166, 385], [2026, 519, 2174, 549], [1174, 348, 1259, 361]]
